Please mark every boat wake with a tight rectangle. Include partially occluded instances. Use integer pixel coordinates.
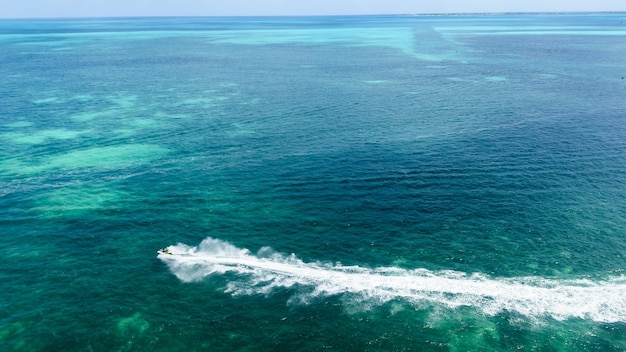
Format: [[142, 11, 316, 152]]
[[158, 237, 626, 322]]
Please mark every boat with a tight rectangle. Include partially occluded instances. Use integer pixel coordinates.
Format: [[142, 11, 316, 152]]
[[157, 248, 173, 255]]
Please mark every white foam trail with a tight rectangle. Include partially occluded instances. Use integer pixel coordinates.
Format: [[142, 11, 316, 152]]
[[158, 238, 626, 322]]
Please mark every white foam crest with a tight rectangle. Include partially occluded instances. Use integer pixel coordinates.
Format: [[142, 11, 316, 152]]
[[158, 238, 626, 322]]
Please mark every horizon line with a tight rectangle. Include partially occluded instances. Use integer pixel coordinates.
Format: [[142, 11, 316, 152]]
[[1, 11, 626, 21]]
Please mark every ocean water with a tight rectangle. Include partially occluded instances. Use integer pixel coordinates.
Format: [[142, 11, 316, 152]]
[[1, 13, 626, 351]]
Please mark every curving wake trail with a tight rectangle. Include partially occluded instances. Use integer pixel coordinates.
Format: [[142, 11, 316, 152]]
[[158, 237, 626, 322]]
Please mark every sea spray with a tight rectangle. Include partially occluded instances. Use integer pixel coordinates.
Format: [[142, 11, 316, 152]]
[[159, 237, 626, 323]]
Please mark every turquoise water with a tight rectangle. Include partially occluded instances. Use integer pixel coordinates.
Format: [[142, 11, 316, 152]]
[[2, 13, 626, 351]]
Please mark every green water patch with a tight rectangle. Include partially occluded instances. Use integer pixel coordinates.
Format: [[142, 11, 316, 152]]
[[128, 118, 157, 128], [411, 27, 472, 63], [431, 24, 626, 39], [0, 144, 169, 176], [2, 132, 47, 145], [179, 97, 218, 108], [116, 312, 150, 336], [50, 46, 74, 51], [538, 73, 559, 80], [209, 27, 415, 55], [2, 129, 87, 145], [69, 109, 119, 122], [111, 119, 159, 138], [484, 76, 508, 82], [32, 97, 62, 104], [0, 158, 46, 175], [70, 108, 164, 140], [240, 98, 262, 106], [4, 121, 34, 128], [71, 94, 93, 102], [226, 122, 256, 138], [68, 95, 140, 122], [153, 111, 189, 120], [108, 95, 138, 108], [0, 321, 26, 343], [111, 128, 138, 138], [43, 144, 169, 171], [33, 183, 128, 217], [0, 320, 50, 352], [476, 30, 626, 36], [420, 307, 626, 351], [426, 308, 501, 352]]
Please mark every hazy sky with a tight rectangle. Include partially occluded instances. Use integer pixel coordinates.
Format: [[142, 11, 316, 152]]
[[1, 0, 626, 18]]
